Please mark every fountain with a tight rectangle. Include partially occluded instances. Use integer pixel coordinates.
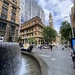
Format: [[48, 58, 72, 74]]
[[0, 42, 41, 75]]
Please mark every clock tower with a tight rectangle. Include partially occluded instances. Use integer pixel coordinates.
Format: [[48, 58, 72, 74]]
[[49, 13, 54, 29]]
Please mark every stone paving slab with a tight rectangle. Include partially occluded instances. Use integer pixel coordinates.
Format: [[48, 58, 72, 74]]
[[32, 47, 75, 75]]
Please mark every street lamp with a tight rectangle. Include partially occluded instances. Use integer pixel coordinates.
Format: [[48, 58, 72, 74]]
[[64, 15, 74, 38]]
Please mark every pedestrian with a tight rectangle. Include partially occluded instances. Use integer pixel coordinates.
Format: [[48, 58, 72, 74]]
[[50, 44, 53, 50], [40, 45, 42, 50], [62, 47, 64, 50], [62, 45, 64, 51], [71, 50, 75, 69]]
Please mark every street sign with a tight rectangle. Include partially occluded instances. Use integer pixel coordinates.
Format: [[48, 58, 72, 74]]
[[71, 38, 75, 51]]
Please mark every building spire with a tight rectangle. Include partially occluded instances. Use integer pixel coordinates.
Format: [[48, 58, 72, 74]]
[[49, 13, 54, 29]]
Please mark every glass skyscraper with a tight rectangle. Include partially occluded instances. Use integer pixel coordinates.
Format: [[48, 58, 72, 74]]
[[20, 0, 45, 24]]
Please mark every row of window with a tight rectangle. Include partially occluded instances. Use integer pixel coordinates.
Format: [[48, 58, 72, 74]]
[[21, 31, 41, 36], [0, 22, 15, 32], [1, 1, 17, 23], [21, 32, 39, 38]]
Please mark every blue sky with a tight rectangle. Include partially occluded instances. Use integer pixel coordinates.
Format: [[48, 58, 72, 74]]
[[35, 0, 73, 33]]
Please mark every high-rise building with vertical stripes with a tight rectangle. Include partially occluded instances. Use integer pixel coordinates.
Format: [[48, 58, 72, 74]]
[[20, 0, 45, 24]]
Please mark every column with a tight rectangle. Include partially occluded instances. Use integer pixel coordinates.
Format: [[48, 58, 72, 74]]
[[7, 4, 12, 21], [5, 25, 10, 42], [0, 0, 3, 16], [14, 26, 19, 42]]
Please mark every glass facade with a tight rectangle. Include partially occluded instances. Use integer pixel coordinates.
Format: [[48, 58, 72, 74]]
[[20, 0, 45, 24]]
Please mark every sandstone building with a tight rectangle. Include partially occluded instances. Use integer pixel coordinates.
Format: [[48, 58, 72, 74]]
[[20, 16, 45, 45], [70, 0, 75, 28], [0, 0, 20, 42]]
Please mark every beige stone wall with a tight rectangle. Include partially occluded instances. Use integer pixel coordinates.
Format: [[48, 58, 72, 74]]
[[71, 18, 75, 28], [5, 24, 10, 42], [0, 0, 20, 24], [16, 9, 20, 24], [0, 0, 20, 42], [71, 6, 75, 28], [7, 4, 12, 21], [0, 0, 3, 16]]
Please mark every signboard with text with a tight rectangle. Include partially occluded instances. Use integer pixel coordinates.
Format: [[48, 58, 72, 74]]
[[71, 38, 75, 51]]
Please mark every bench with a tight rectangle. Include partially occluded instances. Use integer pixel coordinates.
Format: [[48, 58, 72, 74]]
[[21, 45, 33, 53]]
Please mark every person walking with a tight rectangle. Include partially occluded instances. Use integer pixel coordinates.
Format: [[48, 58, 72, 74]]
[[50, 44, 53, 51], [71, 50, 75, 69], [40, 45, 42, 50], [62, 45, 64, 51]]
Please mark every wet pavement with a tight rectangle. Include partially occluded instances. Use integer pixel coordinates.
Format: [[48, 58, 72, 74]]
[[32, 46, 75, 75]]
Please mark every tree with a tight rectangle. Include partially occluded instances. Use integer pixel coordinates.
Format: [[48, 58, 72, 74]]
[[60, 21, 75, 43], [28, 37, 37, 44], [42, 26, 57, 44], [18, 37, 22, 43]]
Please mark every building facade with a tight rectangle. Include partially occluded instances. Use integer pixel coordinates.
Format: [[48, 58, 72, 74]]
[[49, 13, 54, 29], [20, 0, 45, 24], [70, 0, 75, 28], [20, 16, 45, 45], [0, 0, 20, 42]]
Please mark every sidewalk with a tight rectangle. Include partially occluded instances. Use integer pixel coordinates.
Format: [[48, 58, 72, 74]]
[[32, 47, 75, 75]]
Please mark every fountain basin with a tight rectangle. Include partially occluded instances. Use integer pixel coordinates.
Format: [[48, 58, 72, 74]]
[[21, 51, 51, 75], [0, 42, 42, 75]]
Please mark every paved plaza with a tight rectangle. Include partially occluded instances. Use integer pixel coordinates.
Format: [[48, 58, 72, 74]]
[[32, 46, 75, 75]]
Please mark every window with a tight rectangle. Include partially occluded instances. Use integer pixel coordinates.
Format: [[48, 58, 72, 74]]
[[12, 6, 16, 12], [10, 25, 15, 31], [0, 22, 6, 30], [1, 14, 7, 20], [11, 18, 15, 23], [2, 7, 8, 14], [12, 0, 17, 4], [11, 12, 16, 18], [35, 28, 36, 30], [32, 28, 33, 31], [32, 33, 33, 36], [3, 1, 9, 7], [35, 33, 36, 35]]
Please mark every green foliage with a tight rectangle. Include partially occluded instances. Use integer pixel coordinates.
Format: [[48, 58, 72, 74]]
[[60, 21, 75, 43], [18, 37, 22, 43], [28, 37, 37, 44], [42, 26, 57, 43]]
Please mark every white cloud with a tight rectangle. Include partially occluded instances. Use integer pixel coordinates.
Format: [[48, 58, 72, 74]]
[[36, 0, 73, 33]]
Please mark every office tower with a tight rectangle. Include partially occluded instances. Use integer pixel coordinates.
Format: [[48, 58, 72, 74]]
[[20, 0, 45, 24]]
